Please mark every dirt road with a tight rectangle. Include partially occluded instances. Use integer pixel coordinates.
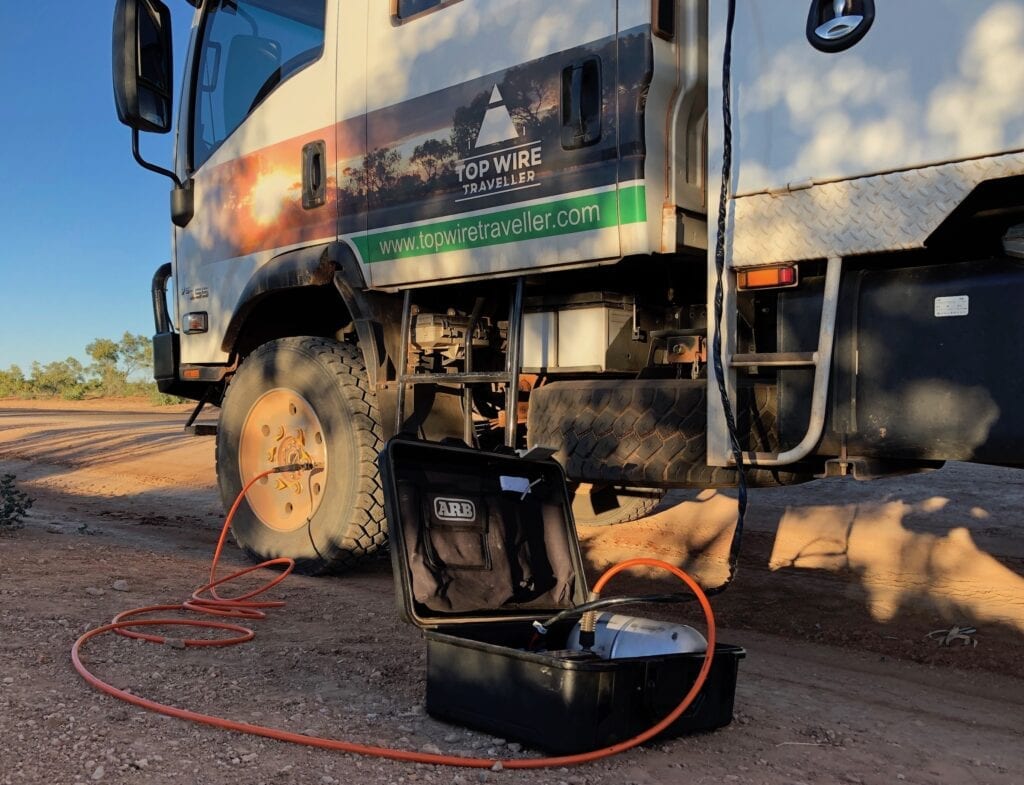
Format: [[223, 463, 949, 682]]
[[1, 399, 1021, 784]]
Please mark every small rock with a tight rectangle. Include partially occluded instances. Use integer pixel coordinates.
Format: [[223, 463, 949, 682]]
[[134, 759, 149, 769], [398, 724, 415, 734], [421, 744, 442, 755], [844, 776, 863, 785], [2, 677, 13, 685], [491, 762, 503, 772], [91, 765, 105, 781], [112, 580, 130, 592], [85, 588, 105, 597], [506, 743, 522, 753], [165, 638, 187, 650], [896, 776, 906, 782], [241, 753, 257, 763], [567, 777, 586, 785], [444, 733, 460, 743]]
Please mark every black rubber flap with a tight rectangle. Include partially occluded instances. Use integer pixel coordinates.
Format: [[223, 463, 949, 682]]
[[380, 439, 588, 628]]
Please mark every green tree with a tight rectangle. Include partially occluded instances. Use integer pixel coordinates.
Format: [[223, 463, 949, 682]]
[[30, 358, 86, 399], [86, 337, 125, 394], [0, 365, 27, 398], [84, 333, 151, 394], [118, 332, 151, 381]]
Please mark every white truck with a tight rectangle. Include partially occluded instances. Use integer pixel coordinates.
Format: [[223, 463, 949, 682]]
[[114, 0, 1024, 572]]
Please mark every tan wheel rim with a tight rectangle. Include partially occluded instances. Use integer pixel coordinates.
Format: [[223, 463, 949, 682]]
[[238, 388, 329, 533]]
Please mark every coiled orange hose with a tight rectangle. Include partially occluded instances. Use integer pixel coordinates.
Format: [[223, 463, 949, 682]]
[[72, 468, 716, 769]]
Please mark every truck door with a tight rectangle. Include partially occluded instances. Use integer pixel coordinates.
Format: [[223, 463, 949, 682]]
[[355, 0, 625, 288], [174, 0, 338, 365]]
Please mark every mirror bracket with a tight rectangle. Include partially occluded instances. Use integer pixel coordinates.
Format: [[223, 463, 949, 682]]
[[132, 129, 194, 228], [132, 128, 183, 189]]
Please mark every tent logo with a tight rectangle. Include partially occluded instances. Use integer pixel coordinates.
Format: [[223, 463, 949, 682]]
[[473, 85, 520, 149], [454, 84, 544, 203]]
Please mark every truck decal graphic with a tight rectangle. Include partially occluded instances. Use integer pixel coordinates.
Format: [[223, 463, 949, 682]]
[[339, 26, 651, 236], [189, 125, 340, 264], [188, 27, 652, 265], [353, 184, 646, 263]]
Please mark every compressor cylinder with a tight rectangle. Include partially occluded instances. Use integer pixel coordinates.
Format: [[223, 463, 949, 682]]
[[566, 613, 707, 660]]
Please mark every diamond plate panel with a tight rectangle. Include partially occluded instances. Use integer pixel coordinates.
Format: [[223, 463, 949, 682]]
[[730, 151, 1024, 268]]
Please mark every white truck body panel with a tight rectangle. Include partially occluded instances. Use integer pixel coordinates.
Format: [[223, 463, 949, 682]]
[[706, 0, 1024, 465], [710, 0, 1024, 268]]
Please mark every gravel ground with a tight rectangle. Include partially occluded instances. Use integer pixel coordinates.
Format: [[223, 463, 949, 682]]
[[1, 399, 1022, 784]]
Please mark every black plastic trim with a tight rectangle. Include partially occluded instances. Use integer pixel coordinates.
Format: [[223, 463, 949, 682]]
[[653, 0, 675, 40], [113, 0, 174, 134], [220, 242, 339, 354], [171, 178, 195, 227], [151, 262, 173, 334], [391, 0, 464, 24], [301, 140, 327, 209], [806, 0, 875, 53], [152, 331, 178, 381]]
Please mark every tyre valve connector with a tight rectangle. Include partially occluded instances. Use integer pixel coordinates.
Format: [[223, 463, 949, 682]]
[[273, 462, 322, 474]]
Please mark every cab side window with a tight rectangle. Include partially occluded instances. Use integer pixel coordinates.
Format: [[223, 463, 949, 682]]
[[395, 0, 446, 20], [191, 0, 326, 170]]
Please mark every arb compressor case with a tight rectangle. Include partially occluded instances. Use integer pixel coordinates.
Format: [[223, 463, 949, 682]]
[[379, 439, 744, 755]]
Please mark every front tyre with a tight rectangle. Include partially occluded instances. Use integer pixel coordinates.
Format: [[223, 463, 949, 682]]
[[216, 337, 386, 574]]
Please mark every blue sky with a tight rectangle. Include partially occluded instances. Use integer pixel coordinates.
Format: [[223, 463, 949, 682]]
[[0, 4, 193, 371]]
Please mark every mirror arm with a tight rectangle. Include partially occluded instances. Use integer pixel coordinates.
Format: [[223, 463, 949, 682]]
[[132, 128, 184, 189]]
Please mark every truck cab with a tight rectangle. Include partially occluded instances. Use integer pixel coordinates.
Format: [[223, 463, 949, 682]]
[[115, 0, 1024, 572]]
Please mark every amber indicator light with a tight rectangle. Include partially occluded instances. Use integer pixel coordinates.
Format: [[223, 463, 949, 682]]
[[737, 266, 798, 290]]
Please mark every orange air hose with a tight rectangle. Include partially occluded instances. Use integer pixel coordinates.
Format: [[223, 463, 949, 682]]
[[72, 467, 717, 770]]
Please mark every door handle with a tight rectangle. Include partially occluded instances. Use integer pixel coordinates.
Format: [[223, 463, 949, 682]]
[[302, 140, 327, 209], [561, 57, 602, 149]]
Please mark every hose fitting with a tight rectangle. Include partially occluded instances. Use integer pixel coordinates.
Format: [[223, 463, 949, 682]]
[[272, 462, 321, 474], [578, 591, 600, 650]]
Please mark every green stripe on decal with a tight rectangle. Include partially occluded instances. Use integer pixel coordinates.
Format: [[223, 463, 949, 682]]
[[355, 185, 646, 263]]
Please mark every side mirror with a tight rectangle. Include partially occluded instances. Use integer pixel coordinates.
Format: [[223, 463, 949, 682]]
[[113, 0, 174, 134]]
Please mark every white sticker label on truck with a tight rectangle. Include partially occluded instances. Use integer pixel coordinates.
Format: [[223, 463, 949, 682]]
[[934, 296, 969, 318]]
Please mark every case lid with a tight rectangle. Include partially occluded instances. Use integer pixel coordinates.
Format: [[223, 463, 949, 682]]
[[379, 438, 588, 629]]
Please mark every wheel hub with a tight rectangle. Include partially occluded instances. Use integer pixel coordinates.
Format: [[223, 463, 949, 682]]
[[238, 388, 328, 533]]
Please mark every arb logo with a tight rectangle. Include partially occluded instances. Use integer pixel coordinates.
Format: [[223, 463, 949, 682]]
[[434, 497, 476, 522]]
